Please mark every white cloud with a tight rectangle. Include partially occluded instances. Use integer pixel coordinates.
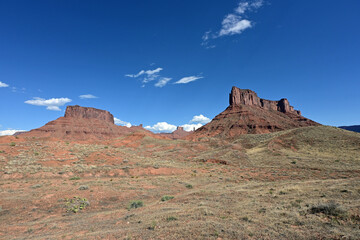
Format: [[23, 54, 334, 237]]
[[155, 77, 172, 88], [175, 76, 203, 84], [145, 68, 163, 75], [126, 67, 172, 86], [144, 114, 211, 133], [145, 122, 177, 133], [126, 68, 163, 82], [79, 94, 98, 99], [235, 2, 250, 14], [0, 81, 9, 87], [219, 14, 252, 36], [202, 0, 263, 46], [25, 97, 72, 111], [181, 123, 203, 132], [190, 114, 211, 124], [114, 117, 132, 128], [0, 130, 26, 136]]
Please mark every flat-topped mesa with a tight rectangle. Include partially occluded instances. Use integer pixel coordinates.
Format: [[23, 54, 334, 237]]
[[229, 87, 301, 115], [65, 105, 115, 124]]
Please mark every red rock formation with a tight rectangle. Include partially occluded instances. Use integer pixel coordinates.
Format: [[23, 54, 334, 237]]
[[160, 126, 192, 140], [19, 105, 152, 141], [187, 87, 319, 139], [229, 87, 301, 115], [65, 105, 115, 124]]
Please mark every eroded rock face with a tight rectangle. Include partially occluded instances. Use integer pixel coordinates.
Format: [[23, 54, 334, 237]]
[[19, 105, 152, 140], [229, 87, 301, 115], [65, 105, 114, 124], [187, 86, 319, 139]]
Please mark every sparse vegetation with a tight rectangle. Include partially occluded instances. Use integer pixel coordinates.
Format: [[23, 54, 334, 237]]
[[309, 201, 347, 218], [161, 195, 174, 201], [65, 197, 90, 213], [10, 142, 16, 147], [128, 200, 143, 209], [78, 185, 89, 190], [148, 221, 157, 230], [1, 125, 360, 239], [69, 176, 81, 180], [166, 216, 177, 221]]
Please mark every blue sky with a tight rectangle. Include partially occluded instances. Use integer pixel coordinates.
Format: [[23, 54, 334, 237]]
[[1, 0, 360, 134]]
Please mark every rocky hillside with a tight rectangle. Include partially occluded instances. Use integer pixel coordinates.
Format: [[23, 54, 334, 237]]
[[188, 87, 319, 139]]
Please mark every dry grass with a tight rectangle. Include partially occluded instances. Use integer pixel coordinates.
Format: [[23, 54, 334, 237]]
[[0, 126, 359, 239]]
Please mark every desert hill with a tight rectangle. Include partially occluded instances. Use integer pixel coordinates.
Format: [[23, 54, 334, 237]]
[[188, 87, 319, 139], [18, 105, 154, 140], [1, 125, 360, 239]]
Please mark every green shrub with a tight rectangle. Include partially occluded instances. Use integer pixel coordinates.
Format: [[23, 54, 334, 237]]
[[161, 196, 174, 202], [69, 176, 81, 180], [185, 184, 193, 189], [148, 221, 157, 230], [128, 200, 143, 209], [309, 201, 347, 217], [166, 216, 177, 221], [65, 197, 90, 213], [10, 142, 16, 147]]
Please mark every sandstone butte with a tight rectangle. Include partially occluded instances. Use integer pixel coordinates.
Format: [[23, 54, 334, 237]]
[[160, 126, 193, 140], [18, 105, 153, 141], [186, 86, 319, 139]]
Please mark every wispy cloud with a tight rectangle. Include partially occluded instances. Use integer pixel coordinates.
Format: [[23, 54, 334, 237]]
[[155, 77, 172, 88], [114, 117, 132, 128], [145, 122, 177, 133], [202, 0, 264, 47], [79, 94, 98, 99], [0, 129, 27, 136], [126, 67, 204, 87], [126, 67, 164, 83], [175, 76, 203, 84], [0, 81, 9, 87], [25, 97, 72, 111]]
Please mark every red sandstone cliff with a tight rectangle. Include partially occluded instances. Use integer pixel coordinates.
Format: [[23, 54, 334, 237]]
[[229, 87, 301, 115], [187, 87, 319, 139], [19, 105, 151, 140], [65, 105, 115, 124]]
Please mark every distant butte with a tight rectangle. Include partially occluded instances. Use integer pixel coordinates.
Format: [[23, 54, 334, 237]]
[[187, 86, 319, 139], [160, 126, 192, 140], [65, 105, 115, 124], [18, 105, 153, 140]]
